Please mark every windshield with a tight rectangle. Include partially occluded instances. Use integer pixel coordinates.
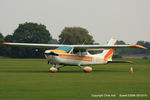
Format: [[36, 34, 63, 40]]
[[56, 46, 72, 53]]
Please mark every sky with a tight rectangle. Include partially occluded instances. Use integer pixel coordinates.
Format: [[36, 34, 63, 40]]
[[0, 0, 150, 44]]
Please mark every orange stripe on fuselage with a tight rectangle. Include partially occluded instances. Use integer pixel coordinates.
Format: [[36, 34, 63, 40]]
[[50, 50, 67, 54], [59, 54, 93, 62]]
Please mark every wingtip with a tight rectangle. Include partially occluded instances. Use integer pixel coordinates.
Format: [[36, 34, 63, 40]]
[[129, 45, 147, 49], [1, 42, 9, 45]]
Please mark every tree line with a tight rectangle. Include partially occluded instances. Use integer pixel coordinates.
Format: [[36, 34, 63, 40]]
[[0, 22, 94, 58], [0, 22, 150, 58]]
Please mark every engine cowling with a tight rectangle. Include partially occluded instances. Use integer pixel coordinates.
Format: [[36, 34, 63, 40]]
[[83, 66, 92, 72], [50, 67, 58, 72]]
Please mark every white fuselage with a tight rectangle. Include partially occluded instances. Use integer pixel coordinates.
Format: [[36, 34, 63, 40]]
[[45, 53, 107, 66]]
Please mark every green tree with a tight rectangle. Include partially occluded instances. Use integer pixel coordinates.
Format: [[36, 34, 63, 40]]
[[0, 33, 4, 43], [0, 33, 5, 56], [13, 22, 52, 43], [4, 22, 52, 58], [1, 35, 14, 57], [116, 40, 126, 45], [4, 35, 14, 42], [59, 27, 94, 45]]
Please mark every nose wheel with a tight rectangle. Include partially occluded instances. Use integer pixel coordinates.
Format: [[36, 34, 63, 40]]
[[49, 65, 63, 72]]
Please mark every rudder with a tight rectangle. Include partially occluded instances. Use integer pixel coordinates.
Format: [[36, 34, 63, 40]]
[[102, 38, 117, 62]]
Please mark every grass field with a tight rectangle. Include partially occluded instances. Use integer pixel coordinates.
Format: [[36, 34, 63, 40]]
[[0, 58, 150, 100]]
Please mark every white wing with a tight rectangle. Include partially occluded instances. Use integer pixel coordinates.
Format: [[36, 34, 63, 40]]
[[1, 42, 147, 49], [2, 42, 60, 49], [72, 44, 147, 49]]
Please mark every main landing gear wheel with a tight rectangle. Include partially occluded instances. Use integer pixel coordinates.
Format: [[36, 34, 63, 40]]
[[50, 67, 58, 72], [83, 66, 92, 72]]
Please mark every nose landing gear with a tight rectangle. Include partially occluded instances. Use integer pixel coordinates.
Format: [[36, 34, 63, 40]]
[[49, 65, 63, 72]]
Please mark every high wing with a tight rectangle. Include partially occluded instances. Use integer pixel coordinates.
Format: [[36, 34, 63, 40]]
[[2, 42, 60, 49], [1, 42, 147, 49], [71, 44, 147, 49]]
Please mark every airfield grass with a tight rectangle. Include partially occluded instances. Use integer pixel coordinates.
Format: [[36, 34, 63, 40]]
[[0, 58, 150, 100]]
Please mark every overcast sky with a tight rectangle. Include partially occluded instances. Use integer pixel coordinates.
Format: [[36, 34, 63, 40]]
[[0, 0, 150, 44]]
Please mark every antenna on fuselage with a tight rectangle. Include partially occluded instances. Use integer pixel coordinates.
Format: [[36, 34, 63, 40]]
[[61, 39, 66, 45], [82, 40, 86, 45]]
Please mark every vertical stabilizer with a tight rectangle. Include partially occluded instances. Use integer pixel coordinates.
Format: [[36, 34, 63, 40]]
[[102, 38, 117, 62]]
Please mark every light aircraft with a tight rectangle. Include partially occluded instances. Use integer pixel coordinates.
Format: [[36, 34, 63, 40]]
[[1, 38, 147, 72]]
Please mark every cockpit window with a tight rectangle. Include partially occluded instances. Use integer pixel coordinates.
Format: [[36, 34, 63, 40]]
[[56, 46, 72, 53], [88, 50, 103, 54], [80, 52, 87, 56], [72, 49, 87, 56]]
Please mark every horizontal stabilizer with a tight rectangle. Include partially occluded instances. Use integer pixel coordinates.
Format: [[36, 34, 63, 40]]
[[108, 61, 133, 63]]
